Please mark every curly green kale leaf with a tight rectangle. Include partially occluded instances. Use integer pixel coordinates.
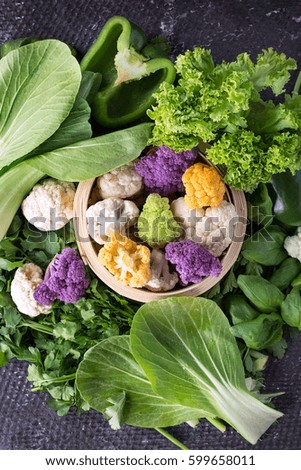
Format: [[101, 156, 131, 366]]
[[252, 48, 297, 96], [148, 47, 297, 152], [207, 131, 301, 192], [149, 48, 256, 151]]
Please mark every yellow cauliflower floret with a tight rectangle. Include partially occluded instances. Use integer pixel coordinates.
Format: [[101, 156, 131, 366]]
[[182, 163, 226, 208], [98, 234, 151, 288]]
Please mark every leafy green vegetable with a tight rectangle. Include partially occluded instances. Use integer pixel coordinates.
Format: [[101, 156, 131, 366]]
[[207, 131, 301, 192], [0, 37, 38, 59], [149, 48, 253, 150], [247, 183, 273, 227], [242, 225, 287, 266], [251, 48, 297, 96], [130, 297, 283, 445], [247, 99, 299, 135], [281, 287, 301, 329], [266, 337, 288, 360], [224, 294, 259, 325], [25, 70, 102, 159], [28, 122, 153, 181], [0, 163, 44, 242], [0, 258, 24, 271], [231, 313, 283, 350], [25, 97, 92, 158], [0, 40, 81, 169], [0, 350, 8, 367], [269, 258, 301, 291], [292, 273, 301, 287], [76, 335, 202, 428], [0, 218, 138, 414], [237, 275, 285, 313], [0, 40, 96, 242], [244, 261, 264, 276], [149, 48, 297, 149]]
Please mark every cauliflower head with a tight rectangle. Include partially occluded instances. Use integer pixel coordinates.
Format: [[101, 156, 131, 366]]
[[145, 249, 179, 292], [98, 234, 151, 288], [182, 163, 226, 208], [138, 193, 181, 247], [165, 240, 222, 285], [34, 248, 90, 305], [134, 146, 197, 196], [11, 263, 51, 317], [284, 227, 301, 262], [171, 197, 204, 228], [22, 179, 75, 231], [86, 198, 139, 245], [97, 163, 143, 199], [186, 200, 238, 257]]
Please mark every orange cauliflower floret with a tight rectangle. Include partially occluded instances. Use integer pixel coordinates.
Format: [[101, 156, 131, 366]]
[[182, 163, 226, 208], [98, 234, 151, 288]]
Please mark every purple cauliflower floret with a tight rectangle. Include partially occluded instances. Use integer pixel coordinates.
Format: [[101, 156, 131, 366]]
[[33, 283, 56, 306], [34, 248, 89, 305], [135, 146, 197, 196], [165, 240, 222, 285]]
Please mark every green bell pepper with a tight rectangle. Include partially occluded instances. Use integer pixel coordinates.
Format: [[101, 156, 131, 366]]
[[80, 16, 176, 128], [270, 169, 301, 227]]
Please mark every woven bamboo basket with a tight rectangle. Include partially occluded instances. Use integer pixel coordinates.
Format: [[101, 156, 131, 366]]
[[73, 152, 247, 302]]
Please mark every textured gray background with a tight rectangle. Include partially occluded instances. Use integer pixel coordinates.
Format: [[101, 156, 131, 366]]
[[0, 0, 301, 450]]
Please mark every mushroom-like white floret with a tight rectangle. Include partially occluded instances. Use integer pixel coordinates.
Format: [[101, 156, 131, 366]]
[[97, 163, 143, 199], [186, 200, 238, 257], [145, 249, 179, 292], [86, 197, 139, 245], [10, 263, 50, 317], [22, 179, 75, 231], [170, 197, 204, 228], [284, 227, 301, 262]]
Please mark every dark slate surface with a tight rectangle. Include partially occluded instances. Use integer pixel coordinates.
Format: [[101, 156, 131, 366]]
[[0, 0, 301, 451]]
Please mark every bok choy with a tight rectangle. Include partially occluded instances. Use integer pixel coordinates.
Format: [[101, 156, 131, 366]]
[[76, 297, 283, 445], [130, 297, 283, 445], [0, 40, 81, 169]]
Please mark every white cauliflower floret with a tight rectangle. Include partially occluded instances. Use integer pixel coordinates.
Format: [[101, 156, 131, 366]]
[[86, 197, 139, 245], [205, 200, 238, 230], [10, 264, 50, 317], [97, 163, 143, 199], [186, 200, 238, 257], [284, 227, 301, 262], [145, 249, 179, 292], [22, 179, 75, 231], [196, 228, 232, 257], [171, 197, 204, 228]]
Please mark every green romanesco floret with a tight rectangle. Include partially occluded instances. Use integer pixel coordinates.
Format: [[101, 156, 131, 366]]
[[138, 194, 181, 247]]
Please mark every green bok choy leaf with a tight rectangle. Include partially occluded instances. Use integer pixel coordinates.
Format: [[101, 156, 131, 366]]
[[0, 40, 81, 169], [130, 297, 283, 445], [27, 122, 153, 181], [76, 335, 202, 429]]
